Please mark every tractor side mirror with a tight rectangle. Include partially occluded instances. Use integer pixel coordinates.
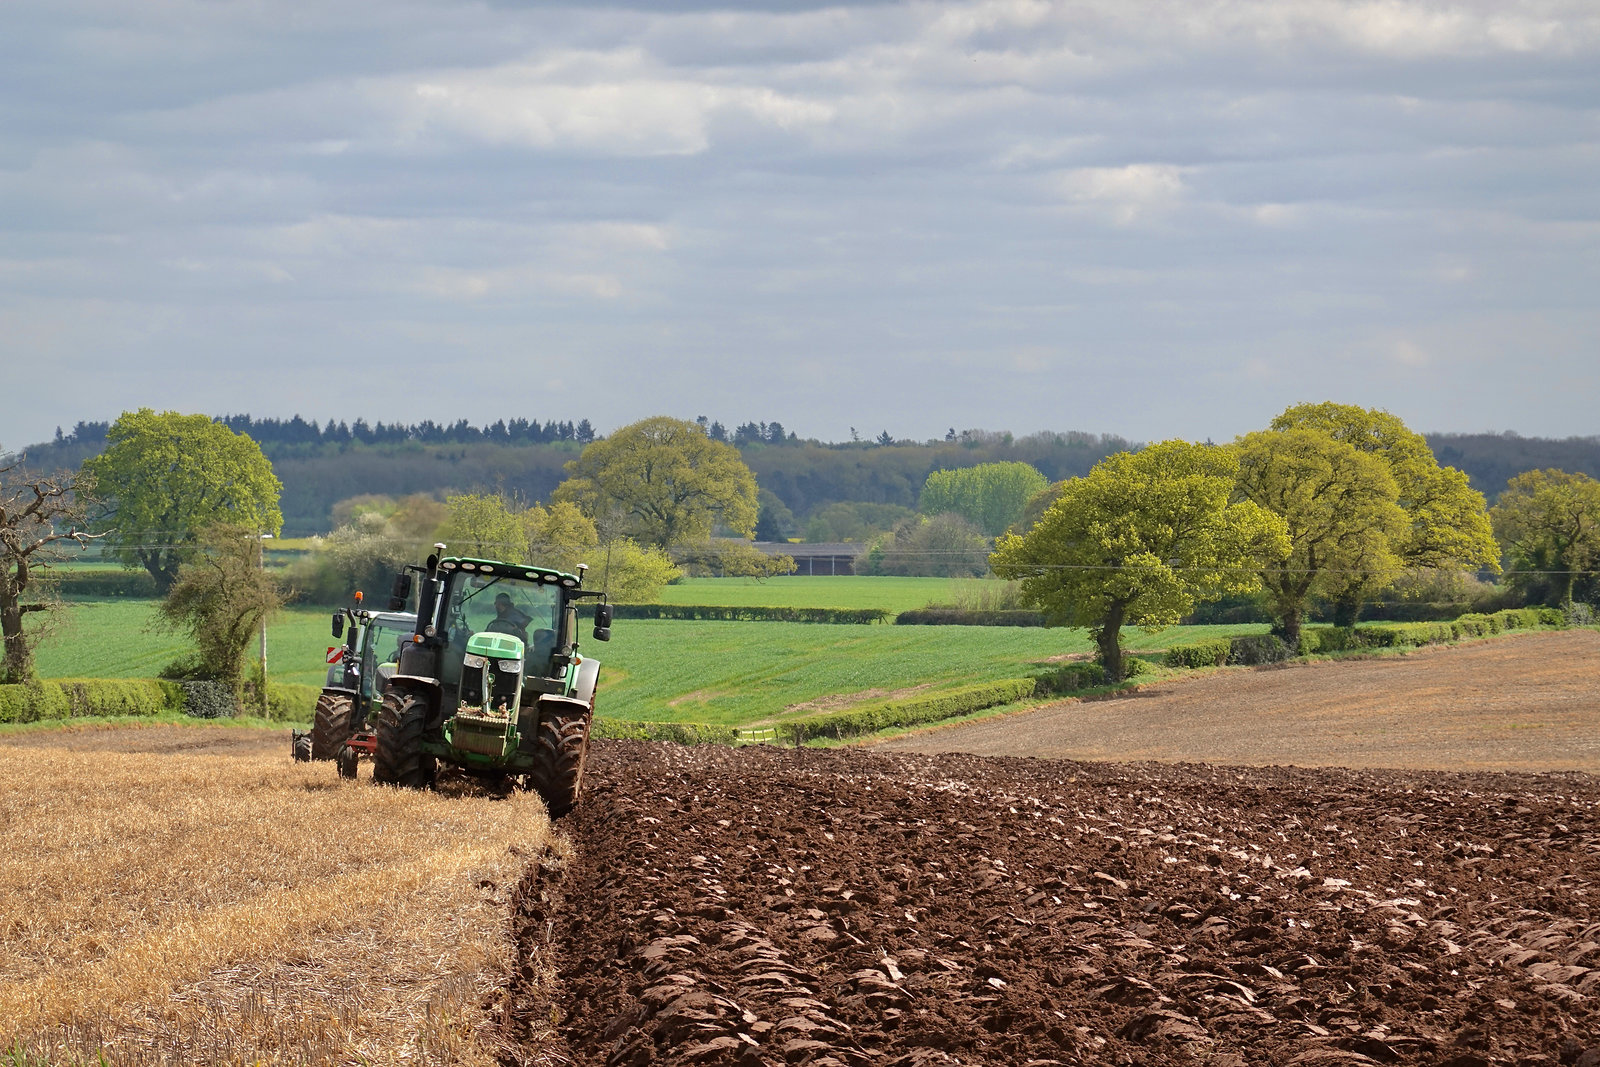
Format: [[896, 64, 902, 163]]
[[593, 604, 612, 642], [332, 613, 345, 639], [388, 572, 413, 612]]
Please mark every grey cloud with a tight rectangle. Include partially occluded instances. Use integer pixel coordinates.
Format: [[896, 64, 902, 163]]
[[2, 0, 1597, 448]]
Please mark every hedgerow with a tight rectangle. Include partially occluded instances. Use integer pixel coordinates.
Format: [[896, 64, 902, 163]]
[[1162, 607, 1566, 666], [610, 604, 889, 624], [786, 678, 1039, 742], [894, 609, 1049, 627], [592, 719, 739, 745], [0, 678, 320, 724]]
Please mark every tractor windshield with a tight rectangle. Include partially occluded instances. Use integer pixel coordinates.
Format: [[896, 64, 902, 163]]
[[443, 574, 562, 672], [363, 618, 415, 697]]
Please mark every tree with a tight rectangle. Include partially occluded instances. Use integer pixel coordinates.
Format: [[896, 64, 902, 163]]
[[919, 462, 1048, 537], [435, 492, 679, 601], [159, 524, 284, 703], [754, 489, 795, 542], [80, 410, 283, 595], [872, 513, 991, 578], [553, 416, 758, 547], [673, 540, 798, 579], [0, 461, 101, 683], [1271, 403, 1498, 623], [992, 441, 1288, 680], [1490, 469, 1600, 607], [1233, 429, 1408, 647], [441, 492, 524, 558]]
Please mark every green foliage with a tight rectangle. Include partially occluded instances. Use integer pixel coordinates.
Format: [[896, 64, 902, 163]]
[[754, 489, 797, 542], [438, 492, 680, 603], [554, 416, 759, 546], [803, 501, 917, 544], [80, 410, 282, 594], [1234, 428, 1407, 643], [993, 440, 1289, 681], [174, 679, 239, 718], [51, 570, 157, 598], [592, 719, 739, 745], [1029, 662, 1107, 694], [1490, 469, 1600, 607], [895, 609, 1048, 626], [0, 678, 173, 723], [158, 524, 284, 688], [786, 678, 1039, 742], [1226, 634, 1293, 665], [865, 513, 991, 578], [609, 604, 889, 624], [919, 462, 1049, 537], [1163, 638, 1232, 669], [673, 540, 798, 579], [289, 512, 416, 605], [1272, 403, 1499, 574]]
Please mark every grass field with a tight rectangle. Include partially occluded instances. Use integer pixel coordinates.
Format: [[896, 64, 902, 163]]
[[35, 599, 1268, 725], [34, 600, 345, 688], [595, 620, 1266, 726], [0, 725, 552, 1064]]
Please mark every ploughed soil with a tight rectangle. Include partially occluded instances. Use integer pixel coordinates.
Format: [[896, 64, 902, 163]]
[[881, 630, 1600, 773], [502, 740, 1600, 1066]]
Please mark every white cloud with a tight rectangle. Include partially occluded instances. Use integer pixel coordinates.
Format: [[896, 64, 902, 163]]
[[1057, 163, 1188, 223]]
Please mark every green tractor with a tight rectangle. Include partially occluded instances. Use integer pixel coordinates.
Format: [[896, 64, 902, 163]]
[[375, 544, 612, 816], [309, 594, 418, 762]]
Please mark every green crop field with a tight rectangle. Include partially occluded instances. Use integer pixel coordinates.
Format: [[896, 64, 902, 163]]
[[34, 601, 343, 688], [655, 576, 969, 612], [31, 600, 1266, 727], [586, 620, 1266, 726]]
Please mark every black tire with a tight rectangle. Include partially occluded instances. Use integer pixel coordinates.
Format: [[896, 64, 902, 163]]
[[528, 709, 591, 818], [292, 732, 313, 762], [311, 692, 355, 761], [374, 689, 435, 789], [336, 744, 360, 780]]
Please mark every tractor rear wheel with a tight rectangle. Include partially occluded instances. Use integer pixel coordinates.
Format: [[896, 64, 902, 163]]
[[529, 709, 591, 818], [311, 692, 354, 761], [374, 690, 435, 789]]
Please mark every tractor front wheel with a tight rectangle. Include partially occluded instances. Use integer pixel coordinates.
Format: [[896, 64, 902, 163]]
[[374, 690, 435, 789], [311, 692, 354, 761], [528, 709, 591, 818]]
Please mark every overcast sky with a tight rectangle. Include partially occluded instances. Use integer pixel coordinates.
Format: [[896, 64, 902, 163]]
[[2, 0, 1597, 450]]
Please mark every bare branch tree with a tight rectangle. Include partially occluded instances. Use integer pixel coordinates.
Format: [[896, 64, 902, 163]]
[[0, 458, 104, 683]]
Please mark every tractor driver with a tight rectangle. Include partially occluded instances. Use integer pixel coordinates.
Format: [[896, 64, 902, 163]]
[[487, 592, 532, 643]]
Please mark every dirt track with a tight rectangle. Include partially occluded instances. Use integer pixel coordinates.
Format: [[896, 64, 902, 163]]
[[880, 630, 1600, 773], [505, 740, 1600, 1066]]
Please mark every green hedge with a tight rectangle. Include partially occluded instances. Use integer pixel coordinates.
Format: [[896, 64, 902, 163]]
[[592, 719, 739, 745], [1031, 662, 1107, 694], [0, 679, 175, 724], [610, 604, 889, 624], [1163, 638, 1232, 669], [895, 609, 1049, 627], [786, 678, 1039, 743], [1163, 608, 1566, 667], [0, 678, 320, 724], [53, 571, 159, 599]]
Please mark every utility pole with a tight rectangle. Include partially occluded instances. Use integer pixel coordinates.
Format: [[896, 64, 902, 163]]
[[259, 532, 271, 716]]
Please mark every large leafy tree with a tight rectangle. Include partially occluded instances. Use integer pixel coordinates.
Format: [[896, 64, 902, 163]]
[[1490, 469, 1600, 607], [553, 416, 758, 547], [81, 410, 283, 595], [1270, 403, 1498, 623], [991, 441, 1288, 681], [919, 462, 1048, 537], [159, 524, 284, 709], [1234, 430, 1408, 648], [0, 461, 102, 683]]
